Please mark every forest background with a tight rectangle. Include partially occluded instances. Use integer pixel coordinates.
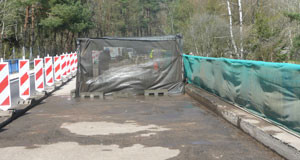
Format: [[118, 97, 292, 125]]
[[1, 0, 300, 62]]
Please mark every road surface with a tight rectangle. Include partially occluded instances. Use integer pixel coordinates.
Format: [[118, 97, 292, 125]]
[[0, 80, 283, 160]]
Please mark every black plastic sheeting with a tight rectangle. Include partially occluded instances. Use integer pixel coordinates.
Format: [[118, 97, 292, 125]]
[[76, 35, 184, 95]]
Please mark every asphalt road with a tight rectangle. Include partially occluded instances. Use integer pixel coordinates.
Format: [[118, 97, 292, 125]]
[[0, 79, 283, 160], [10, 74, 36, 106]]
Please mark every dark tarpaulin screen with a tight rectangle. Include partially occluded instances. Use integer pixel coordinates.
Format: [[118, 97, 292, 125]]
[[76, 35, 184, 95]]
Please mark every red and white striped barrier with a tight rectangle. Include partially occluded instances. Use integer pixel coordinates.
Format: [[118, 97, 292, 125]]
[[60, 54, 67, 78], [34, 57, 44, 92], [74, 52, 78, 72], [72, 52, 77, 73], [69, 53, 72, 74], [66, 53, 71, 75], [45, 56, 54, 86], [70, 53, 75, 73], [19, 58, 30, 100], [74, 52, 77, 72], [0, 59, 11, 111], [54, 56, 61, 81]]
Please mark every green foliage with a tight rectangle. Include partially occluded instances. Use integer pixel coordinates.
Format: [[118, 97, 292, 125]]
[[91, 0, 164, 37], [290, 35, 300, 58], [254, 12, 272, 40], [184, 14, 230, 56], [165, 0, 194, 34], [285, 12, 300, 22], [40, 16, 63, 29], [0, 0, 299, 62], [205, 0, 222, 15], [284, 12, 300, 59], [40, 0, 93, 33], [293, 35, 300, 48]]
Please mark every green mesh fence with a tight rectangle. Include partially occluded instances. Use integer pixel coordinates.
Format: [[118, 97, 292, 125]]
[[183, 54, 300, 134]]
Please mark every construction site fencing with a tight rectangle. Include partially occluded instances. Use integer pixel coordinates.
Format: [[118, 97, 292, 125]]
[[76, 35, 184, 96], [183, 54, 300, 134]]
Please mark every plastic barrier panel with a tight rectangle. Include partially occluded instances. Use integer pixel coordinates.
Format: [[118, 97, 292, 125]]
[[60, 54, 67, 78], [45, 56, 54, 86], [66, 54, 71, 75], [183, 54, 300, 134], [71, 53, 76, 73], [19, 59, 30, 100], [0, 60, 11, 111], [74, 52, 78, 71], [54, 56, 61, 81], [34, 58, 45, 92]]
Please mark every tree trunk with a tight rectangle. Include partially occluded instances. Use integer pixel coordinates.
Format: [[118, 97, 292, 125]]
[[0, 0, 7, 59], [37, 22, 41, 57], [13, 47, 16, 59], [61, 31, 64, 51], [0, 21, 4, 58], [287, 0, 293, 60], [23, 6, 30, 58], [190, 23, 199, 55], [30, 4, 35, 60], [3, 44, 6, 59], [65, 31, 70, 50], [227, 0, 238, 58], [51, 31, 57, 56], [238, 0, 244, 59], [70, 32, 75, 51]]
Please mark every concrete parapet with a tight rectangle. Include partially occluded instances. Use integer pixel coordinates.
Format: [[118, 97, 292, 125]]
[[186, 84, 300, 160]]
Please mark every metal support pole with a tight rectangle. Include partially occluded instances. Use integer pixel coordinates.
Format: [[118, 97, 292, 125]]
[[75, 39, 81, 98]]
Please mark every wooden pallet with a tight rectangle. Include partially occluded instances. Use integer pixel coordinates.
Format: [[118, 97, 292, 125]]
[[80, 92, 104, 99], [113, 92, 134, 98], [144, 89, 168, 96], [17, 99, 33, 105]]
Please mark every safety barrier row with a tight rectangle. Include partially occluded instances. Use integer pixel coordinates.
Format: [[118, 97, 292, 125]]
[[0, 52, 78, 111]]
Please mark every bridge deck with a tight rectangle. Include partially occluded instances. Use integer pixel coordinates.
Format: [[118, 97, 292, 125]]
[[0, 85, 282, 160]]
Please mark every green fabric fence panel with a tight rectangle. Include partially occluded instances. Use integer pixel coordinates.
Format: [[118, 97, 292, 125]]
[[183, 54, 300, 134]]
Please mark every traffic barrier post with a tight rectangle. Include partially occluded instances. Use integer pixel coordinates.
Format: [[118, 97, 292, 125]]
[[45, 55, 54, 86], [0, 58, 12, 111], [54, 56, 61, 82], [34, 56, 45, 92], [60, 54, 67, 79], [66, 53, 71, 76], [70, 53, 75, 73], [19, 57, 30, 100]]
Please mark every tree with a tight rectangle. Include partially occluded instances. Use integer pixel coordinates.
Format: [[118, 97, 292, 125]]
[[40, 0, 93, 54], [226, 0, 238, 57], [238, 0, 244, 59], [0, 0, 21, 58]]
